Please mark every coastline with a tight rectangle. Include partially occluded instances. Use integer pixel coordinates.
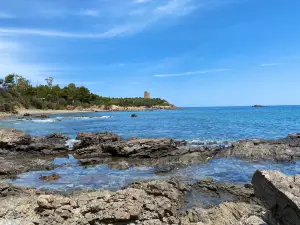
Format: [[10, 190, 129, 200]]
[[0, 105, 179, 118]]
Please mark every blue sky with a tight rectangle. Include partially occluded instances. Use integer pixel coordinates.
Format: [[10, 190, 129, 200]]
[[1, 0, 300, 106]]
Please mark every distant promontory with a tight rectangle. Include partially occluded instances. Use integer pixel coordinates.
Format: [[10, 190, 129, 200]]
[[0, 74, 176, 114]]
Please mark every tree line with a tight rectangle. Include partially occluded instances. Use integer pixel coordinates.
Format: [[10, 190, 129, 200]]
[[0, 74, 172, 112]]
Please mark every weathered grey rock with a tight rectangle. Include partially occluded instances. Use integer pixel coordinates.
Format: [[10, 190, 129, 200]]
[[228, 139, 300, 162], [102, 138, 178, 157], [74, 132, 122, 149], [181, 202, 266, 225], [286, 133, 300, 147], [244, 215, 268, 225], [33, 180, 188, 225], [0, 157, 55, 178], [0, 128, 31, 149], [0, 128, 69, 155], [252, 170, 300, 225], [108, 160, 131, 170], [195, 177, 256, 202], [0, 182, 25, 197]]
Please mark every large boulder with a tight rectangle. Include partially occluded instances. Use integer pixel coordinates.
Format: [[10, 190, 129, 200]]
[[102, 138, 177, 157], [0, 128, 31, 149], [285, 133, 300, 147], [0, 128, 69, 155], [74, 132, 122, 149], [252, 170, 300, 225], [29, 133, 69, 154]]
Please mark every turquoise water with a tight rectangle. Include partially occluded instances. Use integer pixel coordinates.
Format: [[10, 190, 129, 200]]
[[1, 106, 300, 143], [10, 156, 300, 192], [2, 106, 300, 191]]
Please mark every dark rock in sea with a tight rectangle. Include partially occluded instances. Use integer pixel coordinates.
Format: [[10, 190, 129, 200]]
[[35, 114, 50, 119], [252, 105, 264, 108], [108, 160, 131, 170], [131, 113, 137, 118], [73, 132, 122, 150], [154, 164, 178, 174], [285, 133, 300, 147], [40, 173, 61, 182], [252, 170, 300, 225], [23, 113, 31, 117], [175, 140, 187, 147], [78, 156, 112, 166]]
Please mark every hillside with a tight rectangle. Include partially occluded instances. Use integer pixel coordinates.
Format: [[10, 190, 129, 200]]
[[0, 74, 174, 113]]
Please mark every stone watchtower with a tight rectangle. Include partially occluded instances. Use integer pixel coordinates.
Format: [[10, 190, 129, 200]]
[[144, 91, 151, 99]]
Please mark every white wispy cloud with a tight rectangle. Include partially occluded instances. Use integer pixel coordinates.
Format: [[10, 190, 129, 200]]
[[155, 0, 196, 16], [260, 63, 279, 67], [0, 26, 134, 38], [0, 36, 68, 84], [0, 0, 200, 38], [154, 69, 231, 77]]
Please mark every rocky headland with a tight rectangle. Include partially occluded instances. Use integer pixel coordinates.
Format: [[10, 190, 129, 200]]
[[0, 127, 300, 224]]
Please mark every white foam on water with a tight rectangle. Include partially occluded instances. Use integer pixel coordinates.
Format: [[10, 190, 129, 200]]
[[32, 119, 59, 123], [73, 116, 112, 120], [66, 139, 81, 148], [187, 138, 232, 146]]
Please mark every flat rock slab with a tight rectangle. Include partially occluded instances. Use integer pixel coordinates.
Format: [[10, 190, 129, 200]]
[[252, 170, 300, 225]]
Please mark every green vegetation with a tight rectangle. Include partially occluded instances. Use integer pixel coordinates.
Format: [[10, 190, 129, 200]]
[[0, 74, 172, 112]]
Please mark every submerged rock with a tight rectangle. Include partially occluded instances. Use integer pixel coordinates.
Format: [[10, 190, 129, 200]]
[[40, 173, 61, 182], [108, 160, 131, 170], [252, 170, 300, 225]]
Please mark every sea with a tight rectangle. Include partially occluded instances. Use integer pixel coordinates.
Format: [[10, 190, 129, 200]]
[[1, 106, 300, 192]]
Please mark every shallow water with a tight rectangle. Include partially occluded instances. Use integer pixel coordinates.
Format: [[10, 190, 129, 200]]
[[11, 156, 159, 193], [8, 157, 300, 193]]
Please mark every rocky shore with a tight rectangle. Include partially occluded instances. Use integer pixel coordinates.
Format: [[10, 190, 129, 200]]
[[0, 105, 180, 119], [2, 171, 298, 224], [0, 127, 300, 224]]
